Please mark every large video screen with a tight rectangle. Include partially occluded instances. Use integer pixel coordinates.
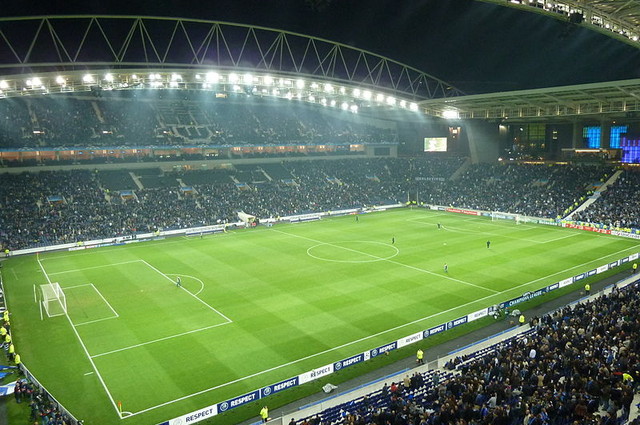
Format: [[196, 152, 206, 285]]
[[424, 137, 447, 152]]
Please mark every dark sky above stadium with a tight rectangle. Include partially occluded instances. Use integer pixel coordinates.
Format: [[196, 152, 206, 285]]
[[2, 0, 640, 94]]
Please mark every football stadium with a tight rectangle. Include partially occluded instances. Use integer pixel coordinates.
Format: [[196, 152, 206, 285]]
[[0, 2, 640, 425]]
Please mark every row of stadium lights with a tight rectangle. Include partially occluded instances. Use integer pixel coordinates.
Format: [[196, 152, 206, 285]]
[[0, 72, 421, 113]]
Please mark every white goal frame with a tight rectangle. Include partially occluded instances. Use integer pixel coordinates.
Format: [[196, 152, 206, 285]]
[[41, 283, 67, 318]]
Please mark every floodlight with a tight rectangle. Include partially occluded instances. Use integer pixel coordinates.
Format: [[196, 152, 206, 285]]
[[386, 96, 396, 106], [233, 84, 242, 92], [170, 81, 179, 88], [376, 93, 385, 102], [284, 79, 292, 86], [105, 73, 114, 82], [330, 100, 336, 107], [308, 95, 315, 102], [399, 100, 407, 108], [206, 72, 220, 83], [362, 90, 372, 100], [195, 74, 201, 80], [272, 88, 279, 96], [0, 81, 8, 89], [228, 73, 239, 83], [263, 75, 274, 86], [324, 83, 333, 93], [409, 102, 418, 111], [350, 104, 358, 113], [339, 87, 346, 94], [296, 79, 305, 89], [633, 35, 639, 41], [26, 79, 32, 86], [32, 77, 42, 86], [310, 82, 319, 89], [353, 88, 361, 97], [320, 98, 327, 106], [171, 73, 182, 81], [244, 74, 253, 84], [340, 102, 349, 110], [442, 109, 459, 119], [285, 92, 293, 100], [55, 76, 65, 85]]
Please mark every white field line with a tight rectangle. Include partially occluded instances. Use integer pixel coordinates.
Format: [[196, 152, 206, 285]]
[[64, 283, 94, 290], [37, 257, 123, 419], [122, 243, 640, 419], [47, 260, 144, 275], [90, 283, 119, 318], [140, 260, 233, 323], [74, 316, 119, 327], [273, 229, 499, 294], [91, 321, 231, 358]]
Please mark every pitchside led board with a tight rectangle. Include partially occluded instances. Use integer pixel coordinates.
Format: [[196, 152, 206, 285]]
[[424, 137, 447, 152]]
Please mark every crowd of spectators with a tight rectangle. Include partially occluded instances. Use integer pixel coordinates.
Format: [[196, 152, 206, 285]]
[[573, 169, 640, 230], [0, 159, 623, 250], [0, 92, 397, 149], [296, 280, 640, 425]]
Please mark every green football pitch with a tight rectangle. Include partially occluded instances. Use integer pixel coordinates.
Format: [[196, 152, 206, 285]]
[[3, 208, 639, 424]]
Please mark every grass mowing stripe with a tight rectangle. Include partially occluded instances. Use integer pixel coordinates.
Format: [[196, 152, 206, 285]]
[[271, 228, 499, 294], [47, 260, 144, 275], [139, 259, 233, 323]]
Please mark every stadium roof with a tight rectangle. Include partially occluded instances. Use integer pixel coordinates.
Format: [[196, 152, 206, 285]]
[[481, 0, 640, 47], [419, 78, 640, 122]]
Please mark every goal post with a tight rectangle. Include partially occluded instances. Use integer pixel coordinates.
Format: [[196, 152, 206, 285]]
[[491, 211, 521, 224], [40, 283, 67, 318]]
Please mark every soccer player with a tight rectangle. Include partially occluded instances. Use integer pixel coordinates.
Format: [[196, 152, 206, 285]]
[[437, 223, 442, 229], [176, 277, 181, 287], [633, 263, 638, 274], [443, 263, 448, 273], [392, 237, 395, 244], [585, 283, 590, 295], [486, 240, 491, 249]]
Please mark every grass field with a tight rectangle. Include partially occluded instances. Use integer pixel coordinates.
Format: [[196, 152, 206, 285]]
[[3, 208, 639, 425]]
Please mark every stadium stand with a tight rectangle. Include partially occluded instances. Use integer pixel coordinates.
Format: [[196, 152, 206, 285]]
[[0, 92, 397, 151], [0, 159, 626, 251], [290, 278, 640, 425]]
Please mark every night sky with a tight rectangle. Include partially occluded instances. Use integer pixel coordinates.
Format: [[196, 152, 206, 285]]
[[2, 0, 640, 94]]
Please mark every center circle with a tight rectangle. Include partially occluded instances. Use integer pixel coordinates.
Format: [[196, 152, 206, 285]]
[[307, 241, 399, 263]]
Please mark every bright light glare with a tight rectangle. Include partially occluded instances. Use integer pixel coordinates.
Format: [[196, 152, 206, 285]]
[[324, 83, 333, 93], [308, 95, 315, 102], [170, 81, 179, 88], [243, 74, 253, 84], [296, 79, 305, 89], [55, 76, 65, 85], [376, 93, 385, 102], [83, 74, 94, 84], [32, 77, 42, 86], [0, 81, 8, 89], [132, 74, 138, 80], [228, 73, 239, 83], [386, 96, 396, 106], [339, 87, 346, 94], [330, 100, 336, 107], [206, 72, 220, 83], [171, 73, 182, 81], [442, 110, 459, 119], [105, 73, 114, 82], [362, 90, 372, 100], [399, 100, 407, 108], [350, 104, 358, 113], [409, 103, 418, 111], [341, 102, 349, 110], [353, 88, 361, 97], [264, 75, 274, 86]]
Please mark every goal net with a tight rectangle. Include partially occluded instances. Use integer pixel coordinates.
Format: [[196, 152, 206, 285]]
[[491, 211, 521, 224], [41, 283, 67, 317]]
